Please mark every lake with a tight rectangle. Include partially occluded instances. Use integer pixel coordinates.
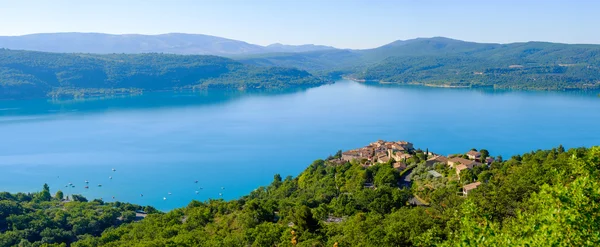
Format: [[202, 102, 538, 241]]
[[1, 80, 599, 210]]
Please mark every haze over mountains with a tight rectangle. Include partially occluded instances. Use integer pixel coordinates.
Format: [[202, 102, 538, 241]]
[[0, 33, 337, 55], [1, 33, 600, 99]]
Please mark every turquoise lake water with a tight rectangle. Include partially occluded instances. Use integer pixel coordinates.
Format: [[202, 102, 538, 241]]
[[1, 80, 599, 210]]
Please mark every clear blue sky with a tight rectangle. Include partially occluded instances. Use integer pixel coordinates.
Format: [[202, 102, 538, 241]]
[[1, 0, 598, 49]]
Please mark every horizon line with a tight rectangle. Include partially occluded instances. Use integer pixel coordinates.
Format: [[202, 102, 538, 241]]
[[1, 31, 599, 50]]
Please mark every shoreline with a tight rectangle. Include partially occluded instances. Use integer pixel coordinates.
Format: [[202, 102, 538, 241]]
[[342, 77, 600, 92]]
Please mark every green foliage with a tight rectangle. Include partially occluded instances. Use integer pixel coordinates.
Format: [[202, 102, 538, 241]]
[[54, 191, 64, 201], [0, 185, 148, 247], [355, 47, 600, 90], [241, 38, 600, 90], [0, 49, 325, 100], [1, 146, 599, 246], [294, 205, 320, 233], [448, 146, 600, 246]]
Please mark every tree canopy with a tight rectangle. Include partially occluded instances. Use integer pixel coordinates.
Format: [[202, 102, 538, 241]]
[[0, 49, 325, 100], [0, 145, 598, 246]]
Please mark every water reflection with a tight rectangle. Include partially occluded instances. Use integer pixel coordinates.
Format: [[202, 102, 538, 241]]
[[0, 87, 314, 117], [360, 80, 600, 98]]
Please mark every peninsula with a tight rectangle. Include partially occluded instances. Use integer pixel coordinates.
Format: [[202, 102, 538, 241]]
[[0, 49, 326, 100]]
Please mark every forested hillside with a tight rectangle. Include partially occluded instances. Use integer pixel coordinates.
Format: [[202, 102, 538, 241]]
[[1, 145, 598, 246], [0, 186, 155, 247], [356, 39, 600, 90], [0, 49, 325, 99], [240, 38, 600, 90], [2, 37, 599, 96]]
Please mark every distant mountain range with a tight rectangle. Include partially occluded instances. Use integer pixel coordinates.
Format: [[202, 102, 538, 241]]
[[0, 33, 337, 55], [1, 34, 600, 95], [237, 37, 600, 90]]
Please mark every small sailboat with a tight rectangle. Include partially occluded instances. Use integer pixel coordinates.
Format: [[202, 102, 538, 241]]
[[84, 186, 89, 189], [195, 191, 199, 194], [109, 176, 112, 179], [163, 197, 167, 200], [199, 187, 203, 190], [221, 187, 224, 190], [194, 180, 198, 183], [168, 192, 172, 195], [140, 194, 143, 197], [112, 168, 116, 172], [219, 193, 223, 196], [98, 184, 102, 187], [85, 180, 89, 184]]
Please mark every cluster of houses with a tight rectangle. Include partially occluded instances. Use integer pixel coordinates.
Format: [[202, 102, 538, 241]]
[[339, 140, 492, 196], [425, 150, 493, 195], [341, 140, 415, 171]]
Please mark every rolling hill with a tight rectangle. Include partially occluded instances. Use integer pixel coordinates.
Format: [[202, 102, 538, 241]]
[[0, 49, 325, 99], [0, 33, 337, 56], [239, 37, 600, 90], [1, 34, 600, 91]]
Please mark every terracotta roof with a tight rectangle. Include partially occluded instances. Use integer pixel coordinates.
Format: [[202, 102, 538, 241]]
[[467, 150, 481, 156], [393, 162, 407, 170], [467, 162, 483, 169], [463, 182, 482, 191], [399, 153, 412, 159], [455, 164, 468, 172], [378, 156, 390, 163], [428, 156, 448, 163], [449, 157, 474, 166]]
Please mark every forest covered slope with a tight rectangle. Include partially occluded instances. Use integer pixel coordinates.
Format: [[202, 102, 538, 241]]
[[1, 144, 598, 246], [239, 38, 600, 90], [0, 49, 325, 99]]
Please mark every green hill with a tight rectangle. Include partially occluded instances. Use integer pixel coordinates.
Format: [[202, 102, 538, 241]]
[[238, 38, 600, 90], [0, 49, 325, 99], [1, 145, 599, 246]]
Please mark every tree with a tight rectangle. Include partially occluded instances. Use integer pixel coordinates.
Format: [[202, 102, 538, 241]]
[[459, 169, 475, 184], [334, 150, 343, 159], [496, 155, 503, 163], [120, 211, 136, 223], [557, 144, 565, 153], [480, 149, 489, 161], [38, 183, 52, 201], [454, 147, 600, 245], [71, 194, 88, 202], [294, 206, 320, 233], [55, 190, 64, 201], [374, 167, 399, 186]]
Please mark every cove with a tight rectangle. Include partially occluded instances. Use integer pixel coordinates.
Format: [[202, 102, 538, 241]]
[[1, 80, 599, 211]]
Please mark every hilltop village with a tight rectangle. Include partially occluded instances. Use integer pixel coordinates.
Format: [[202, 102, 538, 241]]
[[334, 140, 496, 198]]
